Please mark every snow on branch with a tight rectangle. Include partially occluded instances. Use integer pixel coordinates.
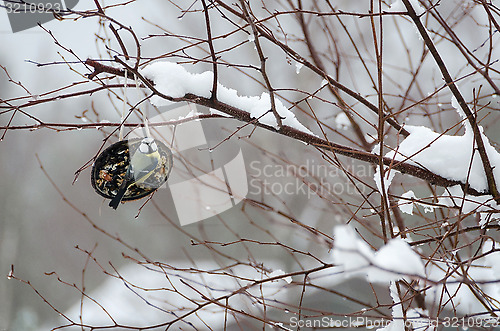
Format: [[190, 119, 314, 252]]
[[84, 59, 499, 198], [140, 61, 313, 134], [332, 225, 425, 284], [386, 124, 500, 193]]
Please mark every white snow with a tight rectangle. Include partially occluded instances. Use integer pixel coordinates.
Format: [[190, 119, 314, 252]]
[[334, 112, 351, 130], [177, 108, 202, 121], [398, 190, 435, 215], [295, 61, 303, 74], [371, 145, 399, 196], [141, 61, 314, 134], [422, 204, 435, 213], [399, 190, 416, 215], [209, 108, 231, 117], [384, 98, 500, 194], [368, 237, 426, 283], [332, 225, 425, 284], [141, 61, 213, 101], [377, 282, 404, 331], [374, 166, 398, 195], [268, 269, 293, 284], [332, 225, 374, 276]]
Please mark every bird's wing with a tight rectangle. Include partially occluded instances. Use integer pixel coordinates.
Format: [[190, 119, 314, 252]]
[[131, 157, 159, 182]]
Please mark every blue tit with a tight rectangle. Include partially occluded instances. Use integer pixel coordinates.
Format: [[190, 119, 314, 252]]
[[109, 137, 161, 209]]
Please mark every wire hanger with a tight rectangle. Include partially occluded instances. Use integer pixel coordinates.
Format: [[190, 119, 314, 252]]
[[118, 69, 128, 141]]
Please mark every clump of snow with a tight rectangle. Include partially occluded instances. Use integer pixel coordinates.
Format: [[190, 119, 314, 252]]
[[386, 96, 500, 219], [451, 96, 467, 122], [398, 190, 435, 215], [334, 112, 351, 130], [332, 225, 374, 275], [141, 62, 213, 101], [422, 204, 435, 213], [368, 237, 425, 283], [209, 108, 231, 117], [268, 269, 292, 284], [385, 118, 500, 194], [374, 166, 398, 195], [399, 190, 416, 215], [332, 225, 425, 284], [177, 108, 202, 121], [295, 61, 303, 74], [141, 62, 313, 135]]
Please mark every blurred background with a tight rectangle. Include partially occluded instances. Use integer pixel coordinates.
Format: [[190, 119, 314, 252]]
[[0, 2, 344, 328], [1, 0, 500, 330]]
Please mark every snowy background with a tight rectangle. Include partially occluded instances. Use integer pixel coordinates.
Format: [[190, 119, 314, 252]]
[[1, 0, 500, 330]]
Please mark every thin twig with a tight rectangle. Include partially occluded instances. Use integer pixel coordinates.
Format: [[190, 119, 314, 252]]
[[201, 0, 218, 100], [402, 0, 500, 203], [240, 0, 283, 128]]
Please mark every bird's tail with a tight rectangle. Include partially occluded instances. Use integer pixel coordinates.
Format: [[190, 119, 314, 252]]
[[109, 183, 128, 209]]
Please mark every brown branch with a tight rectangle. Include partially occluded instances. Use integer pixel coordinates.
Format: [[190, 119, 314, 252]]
[[402, 0, 500, 203], [371, 0, 391, 241], [201, 0, 218, 100], [240, 0, 283, 128], [109, 23, 130, 60], [0, 114, 223, 131], [409, 224, 500, 247], [0, 82, 135, 110], [85, 59, 126, 80], [480, 0, 500, 34], [84, 59, 493, 197]]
